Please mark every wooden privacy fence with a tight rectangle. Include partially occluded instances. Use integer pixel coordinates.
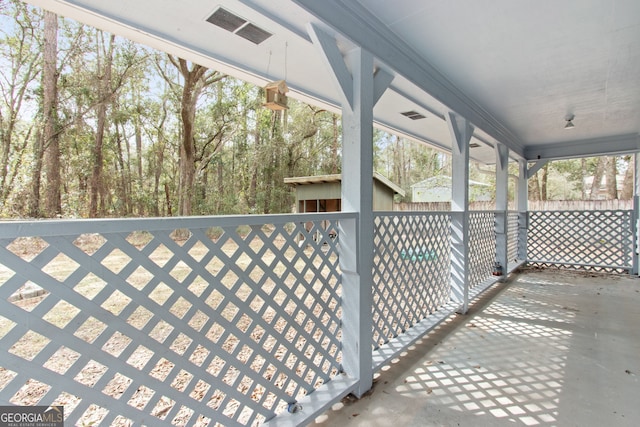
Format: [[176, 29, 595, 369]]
[[395, 199, 633, 212]]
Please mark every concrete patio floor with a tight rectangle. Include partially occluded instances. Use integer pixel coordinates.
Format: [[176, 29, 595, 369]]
[[313, 269, 640, 427]]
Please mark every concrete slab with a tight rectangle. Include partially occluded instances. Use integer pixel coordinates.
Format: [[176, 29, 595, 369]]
[[312, 269, 640, 427]]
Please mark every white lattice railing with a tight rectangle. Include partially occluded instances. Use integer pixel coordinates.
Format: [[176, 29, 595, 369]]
[[527, 210, 634, 272], [0, 213, 350, 427], [507, 212, 520, 264], [468, 211, 497, 288], [372, 213, 451, 350], [0, 206, 560, 426]]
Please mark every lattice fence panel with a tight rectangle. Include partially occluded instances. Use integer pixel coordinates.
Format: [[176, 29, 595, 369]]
[[0, 215, 344, 426], [372, 213, 451, 349], [527, 210, 633, 270], [469, 212, 497, 288], [507, 212, 520, 263]]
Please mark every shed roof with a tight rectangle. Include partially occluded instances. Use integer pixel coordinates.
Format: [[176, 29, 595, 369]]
[[285, 172, 406, 197]]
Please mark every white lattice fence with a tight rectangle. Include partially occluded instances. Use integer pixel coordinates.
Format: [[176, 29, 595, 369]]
[[527, 210, 633, 271], [507, 212, 519, 263], [0, 213, 348, 426], [469, 212, 497, 288], [372, 213, 451, 349]]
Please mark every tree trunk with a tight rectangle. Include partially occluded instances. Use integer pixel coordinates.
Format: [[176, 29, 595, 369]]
[[172, 58, 224, 216], [114, 124, 131, 215], [331, 114, 339, 174], [89, 33, 115, 217], [153, 143, 164, 216], [605, 156, 618, 199], [247, 129, 260, 210], [620, 155, 634, 200], [3, 2, 43, 215], [580, 158, 587, 199], [42, 10, 60, 217], [540, 163, 549, 201], [164, 182, 173, 216], [28, 130, 44, 217], [178, 91, 196, 216], [589, 157, 606, 200], [135, 111, 144, 215], [152, 102, 168, 217], [217, 157, 224, 212], [529, 174, 541, 201]]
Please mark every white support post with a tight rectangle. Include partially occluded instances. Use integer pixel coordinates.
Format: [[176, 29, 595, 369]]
[[338, 47, 375, 398], [518, 159, 529, 261], [448, 112, 473, 314], [495, 144, 509, 279], [633, 153, 639, 275], [309, 23, 393, 399]]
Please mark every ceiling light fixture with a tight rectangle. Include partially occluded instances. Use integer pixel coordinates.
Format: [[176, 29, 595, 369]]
[[564, 115, 575, 129]]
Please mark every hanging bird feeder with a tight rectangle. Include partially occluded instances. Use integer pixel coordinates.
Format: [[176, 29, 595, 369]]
[[263, 80, 289, 110]]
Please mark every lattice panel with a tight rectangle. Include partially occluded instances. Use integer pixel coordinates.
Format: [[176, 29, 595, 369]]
[[507, 212, 520, 263], [528, 210, 633, 270], [372, 213, 451, 349], [469, 212, 497, 288], [0, 216, 344, 426]]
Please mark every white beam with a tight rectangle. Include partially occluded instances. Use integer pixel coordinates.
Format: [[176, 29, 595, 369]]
[[373, 68, 394, 106], [307, 23, 354, 109], [293, 0, 526, 158], [524, 133, 640, 161], [527, 160, 549, 179]]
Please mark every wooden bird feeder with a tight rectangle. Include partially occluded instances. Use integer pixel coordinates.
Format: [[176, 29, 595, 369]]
[[264, 80, 289, 110]]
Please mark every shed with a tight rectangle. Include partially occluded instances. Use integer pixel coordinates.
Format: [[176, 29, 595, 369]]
[[411, 175, 492, 202], [284, 172, 405, 212]]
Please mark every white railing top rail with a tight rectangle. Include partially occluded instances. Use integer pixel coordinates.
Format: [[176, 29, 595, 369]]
[[528, 209, 633, 213], [376, 210, 451, 216], [0, 212, 357, 238]]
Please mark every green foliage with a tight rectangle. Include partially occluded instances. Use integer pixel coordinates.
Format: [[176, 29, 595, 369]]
[[0, 4, 633, 218]]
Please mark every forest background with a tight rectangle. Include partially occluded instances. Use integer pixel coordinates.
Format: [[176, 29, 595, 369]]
[[0, 0, 633, 219]]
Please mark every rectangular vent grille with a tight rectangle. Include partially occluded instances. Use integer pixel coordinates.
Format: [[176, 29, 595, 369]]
[[206, 7, 272, 44], [207, 8, 246, 32], [236, 23, 272, 45], [401, 110, 426, 120]]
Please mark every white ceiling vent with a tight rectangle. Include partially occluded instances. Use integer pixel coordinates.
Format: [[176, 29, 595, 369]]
[[206, 7, 272, 44]]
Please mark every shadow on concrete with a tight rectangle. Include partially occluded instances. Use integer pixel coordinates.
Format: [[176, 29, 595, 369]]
[[313, 269, 640, 426]]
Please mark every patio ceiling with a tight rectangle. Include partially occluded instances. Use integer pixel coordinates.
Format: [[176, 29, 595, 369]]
[[25, 0, 640, 165]]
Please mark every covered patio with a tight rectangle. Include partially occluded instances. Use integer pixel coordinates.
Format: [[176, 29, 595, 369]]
[[315, 269, 640, 426], [2, 0, 640, 426]]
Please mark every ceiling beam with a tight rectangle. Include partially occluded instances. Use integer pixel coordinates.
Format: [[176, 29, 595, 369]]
[[292, 0, 525, 158], [524, 133, 640, 161], [527, 160, 548, 179], [308, 23, 354, 110], [373, 68, 394, 106]]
